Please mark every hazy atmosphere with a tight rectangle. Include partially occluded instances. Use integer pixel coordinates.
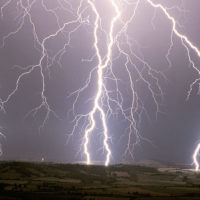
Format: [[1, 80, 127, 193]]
[[0, 0, 200, 166]]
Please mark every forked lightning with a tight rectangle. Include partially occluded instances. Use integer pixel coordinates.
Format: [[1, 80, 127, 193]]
[[0, 0, 200, 169]]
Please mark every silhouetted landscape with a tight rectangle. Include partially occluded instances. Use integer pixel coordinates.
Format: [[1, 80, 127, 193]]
[[0, 161, 200, 200]]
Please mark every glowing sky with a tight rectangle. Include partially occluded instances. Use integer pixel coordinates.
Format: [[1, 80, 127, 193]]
[[0, 0, 200, 165]]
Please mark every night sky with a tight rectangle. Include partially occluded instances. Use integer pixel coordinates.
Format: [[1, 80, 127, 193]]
[[0, 0, 200, 165]]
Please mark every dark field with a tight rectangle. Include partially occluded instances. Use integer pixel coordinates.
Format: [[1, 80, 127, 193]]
[[0, 161, 200, 200]]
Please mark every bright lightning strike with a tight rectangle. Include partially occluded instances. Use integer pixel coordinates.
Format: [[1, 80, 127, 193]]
[[83, 0, 121, 166], [1, 0, 200, 167], [0, 128, 5, 157], [146, 0, 200, 172], [193, 143, 200, 171]]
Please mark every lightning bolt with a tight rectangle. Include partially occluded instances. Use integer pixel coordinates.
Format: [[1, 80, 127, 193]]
[[0, 0, 82, 129], [146, 0, 200, 100], [1, 0, 200, 167], [146, 0, 200, 172], [0, 127, 6, 157], [82, 0, 121, 166], [193, 143, 200, 171]]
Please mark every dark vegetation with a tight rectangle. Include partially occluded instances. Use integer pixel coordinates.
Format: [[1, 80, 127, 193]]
[[0, 161, 200, 199]]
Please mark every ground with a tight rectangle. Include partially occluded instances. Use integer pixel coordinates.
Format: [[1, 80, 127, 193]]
[[0, 161, 200, 199]]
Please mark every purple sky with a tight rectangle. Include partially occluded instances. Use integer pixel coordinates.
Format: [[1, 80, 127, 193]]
[[0, 0, 200, 165]]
